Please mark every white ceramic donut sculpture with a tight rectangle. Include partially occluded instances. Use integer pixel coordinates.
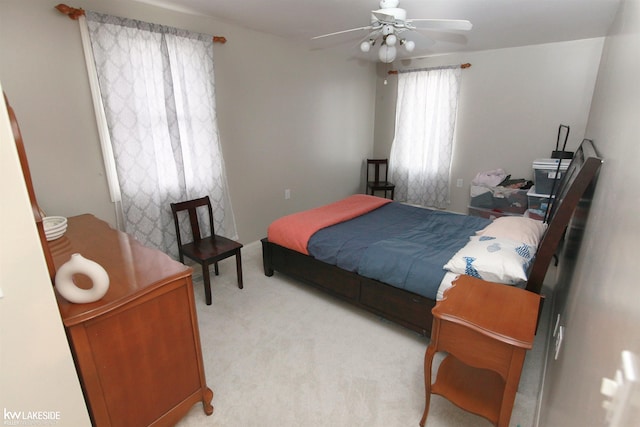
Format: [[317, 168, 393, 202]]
[[55, 253, 110, 303]]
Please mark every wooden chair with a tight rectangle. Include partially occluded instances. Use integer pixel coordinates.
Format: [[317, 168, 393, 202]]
[[170, 196, 243, 305], [366, 158, 395, 199]]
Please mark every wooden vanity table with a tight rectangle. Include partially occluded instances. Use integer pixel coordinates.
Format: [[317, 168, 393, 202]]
[[50, 214, 213, 426], [420, 275, 541, 427]]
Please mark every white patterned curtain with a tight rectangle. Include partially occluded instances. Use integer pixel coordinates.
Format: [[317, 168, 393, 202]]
[[389, 66, 462, 208], [83, 12, 236, 257]]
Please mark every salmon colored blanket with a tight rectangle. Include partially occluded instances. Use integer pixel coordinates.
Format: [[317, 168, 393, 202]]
[[267, 194, 392, 255]]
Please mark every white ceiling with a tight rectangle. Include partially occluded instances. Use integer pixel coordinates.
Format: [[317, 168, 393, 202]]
[[131, 0, 621, 60]]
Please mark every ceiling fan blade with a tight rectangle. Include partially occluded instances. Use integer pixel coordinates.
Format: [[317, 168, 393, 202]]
[[356, 28, 383, 43], [406, 19, 473, 31], [414, 30, 468, 46], [312, 25, 373, 40], [404, 30, 436, 45]]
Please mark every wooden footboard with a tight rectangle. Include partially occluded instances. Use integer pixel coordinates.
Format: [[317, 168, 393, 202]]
[[261, 238, 435, 336]]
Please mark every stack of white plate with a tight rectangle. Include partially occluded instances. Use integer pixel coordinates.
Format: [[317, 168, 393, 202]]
[[43, 216, 68, 241]]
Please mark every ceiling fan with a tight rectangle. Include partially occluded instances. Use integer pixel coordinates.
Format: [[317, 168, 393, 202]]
[[312, 0, 472, 63]]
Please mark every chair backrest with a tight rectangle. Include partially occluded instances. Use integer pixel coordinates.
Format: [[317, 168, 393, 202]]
[[170, 196, 215, 246], [367, 159, 389, 184]]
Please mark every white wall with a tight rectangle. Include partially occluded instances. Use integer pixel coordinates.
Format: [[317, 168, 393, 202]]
[[0, 0, 377, 243], [373, 39, 604, 214], [539, 1, 640, 425], [0, 80, 91, 425]]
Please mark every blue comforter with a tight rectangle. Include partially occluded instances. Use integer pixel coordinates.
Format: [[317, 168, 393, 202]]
[[307, 202, 490, 299]]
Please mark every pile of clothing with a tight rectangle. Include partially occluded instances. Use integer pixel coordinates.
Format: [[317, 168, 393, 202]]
[[470, 169, 533, 214]]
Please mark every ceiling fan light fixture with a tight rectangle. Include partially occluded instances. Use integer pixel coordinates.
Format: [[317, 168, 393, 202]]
[[401, 39, 415, 52], [378, 44, 396, 63], [385, 34, 397, 46], [312, 0, 472, 64], [379, 0, 399, 8]]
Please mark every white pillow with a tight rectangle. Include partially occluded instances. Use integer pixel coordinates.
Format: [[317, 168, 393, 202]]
[[443, 236, 534, 285], [476, 216, 547, 248]]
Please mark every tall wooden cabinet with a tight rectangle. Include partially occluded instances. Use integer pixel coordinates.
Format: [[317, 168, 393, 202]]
[[51, 214, 213, 426]]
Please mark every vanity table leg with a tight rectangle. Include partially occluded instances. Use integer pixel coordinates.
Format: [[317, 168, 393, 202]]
[[497, 349, 527, 427], [419, 343, 438, 427]]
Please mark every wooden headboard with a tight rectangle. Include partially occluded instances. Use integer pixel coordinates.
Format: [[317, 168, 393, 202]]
[[525, 139, 603, 294]]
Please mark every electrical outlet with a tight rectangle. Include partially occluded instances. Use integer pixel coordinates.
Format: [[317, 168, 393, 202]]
[[284, 189, 291, 200], [456, 178, 464, 188]]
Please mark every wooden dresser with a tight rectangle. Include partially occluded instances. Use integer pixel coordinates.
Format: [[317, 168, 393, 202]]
[[50, 214, 213, 426], [6, 93, 211, 426]]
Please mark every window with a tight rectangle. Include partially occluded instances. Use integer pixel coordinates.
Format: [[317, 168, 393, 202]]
[[389, 66, 462, 208]]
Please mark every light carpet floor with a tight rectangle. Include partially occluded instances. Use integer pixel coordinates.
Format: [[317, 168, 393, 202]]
[[176, 240, 549, 427]]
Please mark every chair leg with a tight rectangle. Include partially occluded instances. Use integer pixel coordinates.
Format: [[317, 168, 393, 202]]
[[235, 249, 243, 289], [202, 263, 213, 305], [214, 262, 219, 276]]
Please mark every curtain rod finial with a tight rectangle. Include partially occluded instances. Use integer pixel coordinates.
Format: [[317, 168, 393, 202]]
[[55, 4, 85, 20], [212, 36, 227, 44]]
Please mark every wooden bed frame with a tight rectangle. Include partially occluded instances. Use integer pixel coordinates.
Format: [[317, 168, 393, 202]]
[[262, 140, 603, 336]]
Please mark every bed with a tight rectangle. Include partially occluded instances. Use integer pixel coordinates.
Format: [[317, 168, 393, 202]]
[[261, 140, 602, 335]]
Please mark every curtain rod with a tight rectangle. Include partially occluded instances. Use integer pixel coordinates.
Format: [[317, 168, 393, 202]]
[[54, 4, 227, 44], [388, 63, 471, 75]]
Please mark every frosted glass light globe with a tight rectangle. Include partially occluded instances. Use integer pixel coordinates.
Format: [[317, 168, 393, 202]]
[[360, 41, 371, 52], [385, 34, 397, 46], [378, 45, 396, 63], [404, 40, 415, 52]]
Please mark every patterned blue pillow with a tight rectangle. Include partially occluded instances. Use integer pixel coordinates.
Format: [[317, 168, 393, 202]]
[[443, 236, 534, 285]]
